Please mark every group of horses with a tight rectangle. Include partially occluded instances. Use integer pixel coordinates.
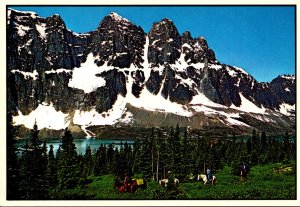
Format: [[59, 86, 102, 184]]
[[113, 177, 147, 193], [113, 165, 249, 193], [159, 174, 217, 187]]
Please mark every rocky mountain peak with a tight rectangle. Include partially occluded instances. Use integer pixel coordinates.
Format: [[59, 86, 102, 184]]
[[98, 12, 134, 31], [91, 12, 145, 68], [109, 12, 130, 23], [278, 74, 295, 80], [181, 31, 193, 43], [46, 14, 66, 29], [151, 18, 180, 38], [147, 18, 181, 66]]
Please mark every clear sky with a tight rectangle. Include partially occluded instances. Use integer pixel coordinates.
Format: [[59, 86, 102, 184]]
[[9, 6, 295, 82]]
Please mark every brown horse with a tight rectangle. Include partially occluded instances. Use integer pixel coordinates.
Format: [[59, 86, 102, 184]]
[[113, 177, 142, 193]]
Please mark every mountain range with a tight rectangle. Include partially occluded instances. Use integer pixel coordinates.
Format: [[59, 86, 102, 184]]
[[7, 9, 296, 138]]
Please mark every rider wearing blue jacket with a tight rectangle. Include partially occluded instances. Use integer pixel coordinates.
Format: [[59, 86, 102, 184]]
[[206, 166, 212, 182]]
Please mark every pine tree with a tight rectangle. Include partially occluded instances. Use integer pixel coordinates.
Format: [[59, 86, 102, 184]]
[[138, 136, 152, 178], [93, 144, 108, 175], [284, 131, 290, 152], [57, 128, 80, 189], [7, 112, 20, 199], [165, 127, 175, 173], [106, 144, 116, 174], [19, 122, 48, 199], [179, 127, 190, 178], [47, 145, 58, 190], [132, 140, 141, 174], [83, 145, 93, 177], [261, 131, 267, 148], [172, 124, 182, 176]]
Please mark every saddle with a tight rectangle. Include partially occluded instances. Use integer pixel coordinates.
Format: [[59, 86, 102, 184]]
[[137, 179, 144, 185]]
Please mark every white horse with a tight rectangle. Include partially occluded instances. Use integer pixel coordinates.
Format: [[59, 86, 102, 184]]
[[197, 174, 217, 185], [159, 178, 179, 187]]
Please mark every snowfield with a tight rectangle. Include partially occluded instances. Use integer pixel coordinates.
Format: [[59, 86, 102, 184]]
[[13, 102, 70, 130], [68, 54, 107, 93]]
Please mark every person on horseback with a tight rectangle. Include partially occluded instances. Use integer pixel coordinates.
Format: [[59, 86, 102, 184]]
[[240, 162, 249, 182], [206, 166, 213, 183], [124, 172, 132, 192]]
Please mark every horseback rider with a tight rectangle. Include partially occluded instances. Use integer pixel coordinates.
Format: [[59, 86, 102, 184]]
[[240, 162, 249, 182], [241, 162, 249, 173], [124, 172, 132, 192], [206, 166, 213, 182]]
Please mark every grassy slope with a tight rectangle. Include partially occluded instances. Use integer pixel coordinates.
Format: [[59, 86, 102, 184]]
[[181, 164, 295, 199], [59, 163, 295, 200]]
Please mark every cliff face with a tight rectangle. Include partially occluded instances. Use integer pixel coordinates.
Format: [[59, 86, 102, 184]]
[[7, 9, 295, 136]]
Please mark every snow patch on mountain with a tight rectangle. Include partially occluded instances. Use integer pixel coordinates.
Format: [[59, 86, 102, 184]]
[[190, 91, 226, 108], [16, 24, 31, 36], [232, 66, 249, 75], [11, 69, 38, 80], [109, 12, 130, 23], [13, 102, 70, 130], [172, 49, 205, 72], [280, 75, 295, 80], [45, 69, 72, 74], [217, 111, 250, 127], [73, 95, 128, 126], [231, 93, 265, 114], [142, 36, 151, 81], [192, 104, 249, 127], [36, 23, 47, 39], [8, 8, 38, 19], [68, 53, 107, 93], [125, 72, 193, 117], [279, 103, 295, 116], [251, 114, 276, 123], [17, 39, 33, 55]]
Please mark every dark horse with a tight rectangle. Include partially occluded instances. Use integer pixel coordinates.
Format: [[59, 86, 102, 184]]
[[240, 163, 249, 182]]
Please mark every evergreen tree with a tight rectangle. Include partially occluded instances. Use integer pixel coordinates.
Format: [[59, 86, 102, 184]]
[[114, 145, 129, 176], [7, 112, 20, 199], [138, 136, 152, 178], [93, 144, 108, 175], [132, 140, 141, 174], [261, 131, 267, 149], [172, 124, 182, 176], [19, 122, 48, 199], [179, 127, 190, 178], [284, 131, 290, 152], [57, 128, 81, 189], [47, 145, 58, 190], [83, 145, 93, 177], [165, 127, 175, 172], [106, 144, 116, 174]]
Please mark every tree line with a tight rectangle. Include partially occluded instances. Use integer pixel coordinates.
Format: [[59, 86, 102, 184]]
[[7, 113, 295, 199]]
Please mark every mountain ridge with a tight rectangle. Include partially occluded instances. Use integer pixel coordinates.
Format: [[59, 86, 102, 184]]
[[7, 9, 295, 137]]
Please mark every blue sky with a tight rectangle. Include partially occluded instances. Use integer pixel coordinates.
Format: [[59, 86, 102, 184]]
[[9, 6, 295, 82]]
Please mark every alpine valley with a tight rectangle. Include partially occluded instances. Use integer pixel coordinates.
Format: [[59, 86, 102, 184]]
[[7, 9, 296, 139]]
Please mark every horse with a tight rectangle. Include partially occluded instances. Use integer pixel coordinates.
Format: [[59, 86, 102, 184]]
[[114, 177, 147, 193], [113, 177, 138, 193], [197, 174, 217, 185], [159, 178, 179, 187], [113, 178, 127, 193], [240, 163, 249, 182]]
